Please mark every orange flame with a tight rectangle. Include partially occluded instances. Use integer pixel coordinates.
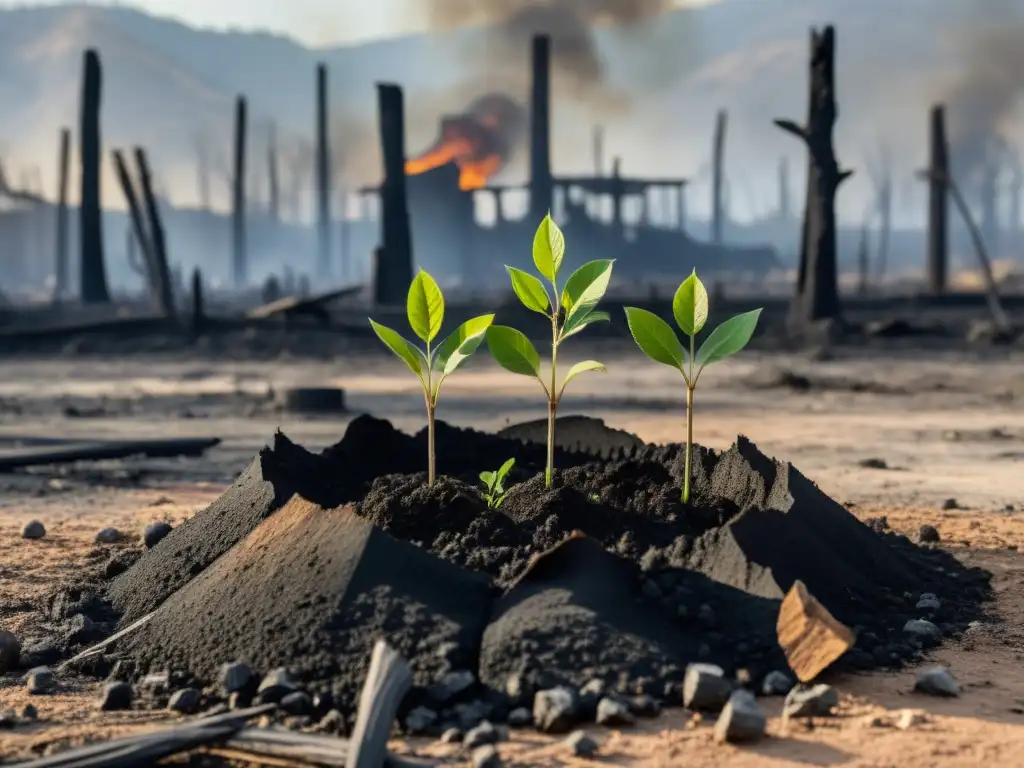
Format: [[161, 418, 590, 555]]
[[406, 116, 505, 191]]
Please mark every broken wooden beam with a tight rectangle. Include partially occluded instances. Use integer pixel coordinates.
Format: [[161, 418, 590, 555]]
[[0, 437, 220, 472], [346, 639, 414, 768], [245, 284, 363, 321]]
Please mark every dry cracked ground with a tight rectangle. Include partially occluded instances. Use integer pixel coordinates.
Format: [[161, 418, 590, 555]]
[[2, 344, 1024, 766]]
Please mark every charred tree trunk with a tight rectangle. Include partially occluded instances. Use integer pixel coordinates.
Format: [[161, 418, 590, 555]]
[[316, 64, 331, 278], [926, 105, 949, 294], [777, 155, 790, 222], [232, 96, 247, 288], [857, 221, 870, 297], [529, 35, 553, 221], [53, 127, 71, 303], [979, 145, 999, 259], [190, 268, 204, 337], [774, 26, 851, 329], [112, 149, 160, 311], [875, 171, 893, 286], [134, 148, 176, 322], [711, 109, 727, 244], [78, 49, 109, 303], [267, 121, 280, 225], [375, 83, 413, 305]]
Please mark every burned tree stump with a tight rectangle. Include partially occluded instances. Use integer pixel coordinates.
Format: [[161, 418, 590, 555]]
[[774, 26, 852, 331], [711, 109, 727, 244], [926, 105, 949, 295], [232, 96, 248, 288], [316, 63, 331, 278], [53, 127, 71, 303], [134, 148, 177, 323], [79, 49, 110, 304], [374, 84, 413, 306], [529, 34, 553, 220], [191, 268, 204, 335]]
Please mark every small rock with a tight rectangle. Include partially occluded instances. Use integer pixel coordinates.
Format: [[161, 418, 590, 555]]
[[903, 619, 942, 642], [19, 640, 60, 670], [314, 709, 346, 735], [914, 666, 959, 697], [25, 667, 56, 695], [404, 706, 438, 734], [0, 631, 21, 674], [280, 691, 313, 716], [99, 681, 133, 711], [471, 744, 502, 768], [219, 662, 252, 694], [63, 614, 104, 645], [168, 688, 202, 714], [859, 457, 888, 469], [697, 603, 717, 628], [682, 663, 732, 712], [564, 730, 599, 757], [94, 528, 124, 544], [256, 668, 298, 703], [143, 521, 173, 549], [533, 686, 578, 734], [428, 669, 475, 703], [228, 691, 251, 710], [21, 520, 45, 540], [577, 678, 605, 716], [20, 704, 37, 720], [783, 684, 838, 718], [507, 707, 531, 728], [761, 670, 794, 696], [596, 697, 634, 727], [777, 580, 855, 682], [918, 525, 941, 543], [941, 498, 958, 511], [628, 694, 661, 718], [439, 726, 463, 743], [896, 709, 928, 730], [453, 700, 490, 730], [464, 720, 499, 749], [916, 594, 941, 612], [714, 690, 767, 743]]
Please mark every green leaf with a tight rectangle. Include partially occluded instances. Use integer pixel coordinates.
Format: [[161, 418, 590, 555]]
[[561, 360, 606, 396], [406, 270, 445, 343], [369, 319, 425, 381], [672, 270, 709, 336], [507, 267, 550, 315], [435, 314, 494, 376], [495, 457, 515, 484], [560, 309, 610, 341], [532, 213, 565, 281], [623, 307, 687, 371], [485, 325, 541, 378], [562, 259, 614, 325], [695, 308, 763, 371], [479, 470, 495, 487]]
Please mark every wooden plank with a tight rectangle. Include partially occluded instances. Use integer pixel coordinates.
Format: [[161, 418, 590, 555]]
[[345, 640, 413, 768], [0, 437, 220, 471]]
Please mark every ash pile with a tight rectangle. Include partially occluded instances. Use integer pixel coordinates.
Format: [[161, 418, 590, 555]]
[[72, 415, 989, 736]]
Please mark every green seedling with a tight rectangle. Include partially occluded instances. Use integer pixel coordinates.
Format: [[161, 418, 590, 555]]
[[624, 270, 761, 504], [369, 270, 494, 486], [486, 214, 614, 488], [480, 457, 515, 508]]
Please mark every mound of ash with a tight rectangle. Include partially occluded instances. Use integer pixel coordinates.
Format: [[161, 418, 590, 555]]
[[103, 413, 991, 724]]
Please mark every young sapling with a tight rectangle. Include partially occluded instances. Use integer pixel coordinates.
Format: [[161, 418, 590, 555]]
[[485, 214, 614, 487], [624, 270, 761, 503], [479, 457, 515, 508], [369, 270, 494, 486]]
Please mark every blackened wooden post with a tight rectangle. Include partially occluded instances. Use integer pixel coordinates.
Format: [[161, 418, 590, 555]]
[[711, 109, 727, 244], [191, 268, 204, 336], [134, 147, 176, 322], [316, 64, 331, 277], [112, 149, 159, 309], [926, 104, 949, 294], [53, 127, 71, 302], [529, 35, 553, 221], [774, 26, 852, 327], [232, 96, 247, 288], [375, 83, 413, 305], [79, 49, 109, 303], [857, 221, 869, 297]]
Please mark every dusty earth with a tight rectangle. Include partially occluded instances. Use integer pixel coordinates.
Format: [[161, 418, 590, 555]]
[[2, 344, 1024, 765]]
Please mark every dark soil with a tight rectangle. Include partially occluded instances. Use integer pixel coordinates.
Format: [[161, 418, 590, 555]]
[[99, 414, 991, 723]]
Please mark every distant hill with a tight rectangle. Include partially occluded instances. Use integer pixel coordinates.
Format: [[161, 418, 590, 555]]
[[0, 0, 1020, 224]]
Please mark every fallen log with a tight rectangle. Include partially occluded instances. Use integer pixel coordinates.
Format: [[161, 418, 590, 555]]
[[0, 437, 220, 471], [246, 284, 363, 321], [346, 639, 414, 768]]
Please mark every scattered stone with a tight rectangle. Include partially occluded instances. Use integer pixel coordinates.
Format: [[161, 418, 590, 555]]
[[20, 704, 37, 720], [761, 670, 794, 696], [507, 707, 531, 728], [280, 691, 313, 716], [19, 640, 59, 670], [471, 744, 502, 768], [428, 669, 475, 703], [917, 525, 941, 544], [99, 681, 133, 711], [783, 684, 839, 718], [452, 700, 490, 731], [464, 720, 500, 749], [404, 706, 438, 734], [24, 667, 56, 695], [859, 458, 888, 469], [439, 726, 462, 743], [682, 663, 732, 712], [143, 521, 173, 549], [714, 690, 767, 743], [777, 580, 855, 682], [168, 688, 202, 714], [628, 694, 661, 718], [941, 499, 958, 511], [314, 709, 346, 735], [256, 668, 298, 703], [596, 697, 634, 727], [914, 666, 959, 697], [219, 662, 252, 694], [564, 730, 599, 757], [903, 619, 942, 643], [916, 593, 941, 612], [21, 520, 45, 539], [0, 710, 17, 729], [95, 528, 124, 544], [0, 631, 21, 674], [533, 686, 578, 734], [63, 614, 105, 645], [896, 709, 928, 729]]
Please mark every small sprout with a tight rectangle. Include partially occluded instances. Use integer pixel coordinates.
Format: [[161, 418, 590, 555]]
[[369, 270, 494, 486], [480, 457, 515, 508], [588, 491, 600, 503], [486, 214, 614, 487], [624, 270, 761, 503]]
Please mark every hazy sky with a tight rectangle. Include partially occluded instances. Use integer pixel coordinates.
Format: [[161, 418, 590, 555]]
[[0, 0, 714, 46]]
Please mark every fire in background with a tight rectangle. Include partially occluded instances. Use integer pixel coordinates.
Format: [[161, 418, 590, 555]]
[[406, 94, 527, 190]]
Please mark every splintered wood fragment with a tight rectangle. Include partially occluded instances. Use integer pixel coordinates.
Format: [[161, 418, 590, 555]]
[[57, 611, 156, 672], [777, 580, 855, 682], [221, 728, 349, 766], [345, 640, 414, 768]]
